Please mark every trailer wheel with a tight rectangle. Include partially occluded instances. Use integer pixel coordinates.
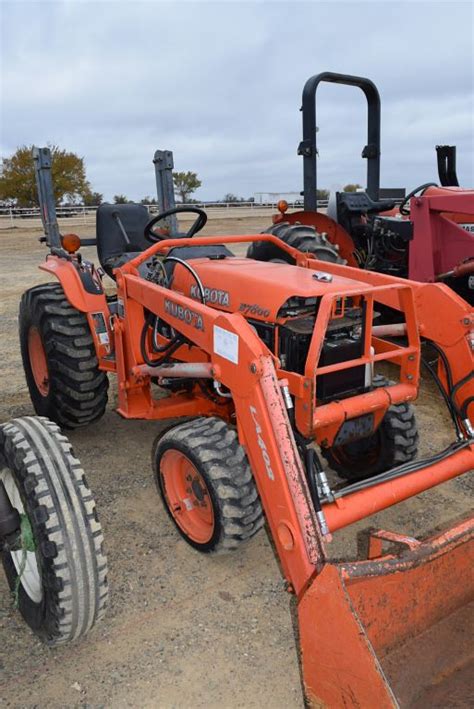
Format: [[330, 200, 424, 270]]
[[19, 283, 108, 429], [153, 417, 264, 554], [246, 222, 344, 264], [0, 416, 108, 645], [321, 377, 419, 481]]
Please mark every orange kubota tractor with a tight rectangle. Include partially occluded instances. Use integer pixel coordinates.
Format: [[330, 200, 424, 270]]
[[20, 147, 474, 706], [248, 72, 474, 306]]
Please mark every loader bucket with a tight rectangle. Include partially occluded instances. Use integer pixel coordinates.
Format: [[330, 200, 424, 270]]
[[298, 517, 474, 707]]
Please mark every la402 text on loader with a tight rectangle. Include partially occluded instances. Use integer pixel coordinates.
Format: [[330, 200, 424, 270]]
[[19, 146, 474, 706]]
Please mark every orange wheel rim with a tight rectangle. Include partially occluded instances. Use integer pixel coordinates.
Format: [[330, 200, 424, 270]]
[[160, 449, 214, 544], [28, 327, 49, 396]]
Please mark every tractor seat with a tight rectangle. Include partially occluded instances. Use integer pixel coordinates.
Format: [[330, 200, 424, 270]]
[[96, 203, 151, 278], [337, 191, 396, 217], [96, 203, 235, 280]]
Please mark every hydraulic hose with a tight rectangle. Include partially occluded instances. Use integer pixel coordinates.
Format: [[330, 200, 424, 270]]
[[331, 439, 471, 500], [140, 315, 185, 368]]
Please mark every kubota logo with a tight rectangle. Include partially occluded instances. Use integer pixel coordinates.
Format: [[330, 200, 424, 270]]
[[190, 284, 230, 306], [250, 405, 274, 480], [164, 299, 204, 331]]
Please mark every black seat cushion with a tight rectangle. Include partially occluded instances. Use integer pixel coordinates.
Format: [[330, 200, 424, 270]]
[[96, 203, 151, 277]]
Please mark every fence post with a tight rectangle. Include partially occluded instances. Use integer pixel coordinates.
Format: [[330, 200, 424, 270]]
[[9, 207, 14, 228]]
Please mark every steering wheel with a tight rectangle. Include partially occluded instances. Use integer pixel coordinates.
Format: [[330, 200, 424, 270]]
[[399, 183, 438, 216], [144, 206, 208, 242]]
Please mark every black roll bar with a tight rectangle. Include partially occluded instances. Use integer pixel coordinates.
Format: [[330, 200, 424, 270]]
[[298, 72, 381, 210], [436, 145, 459, 187]]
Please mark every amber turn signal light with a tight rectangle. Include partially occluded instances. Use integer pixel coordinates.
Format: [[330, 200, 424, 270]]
[[277, 199, 289, 214], [61, 233, 81, 254]]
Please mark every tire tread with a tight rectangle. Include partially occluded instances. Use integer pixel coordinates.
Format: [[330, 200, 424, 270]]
[[0, 416, 108, 645], [19, 284, 108, 429], [154, 417, 264, 554]]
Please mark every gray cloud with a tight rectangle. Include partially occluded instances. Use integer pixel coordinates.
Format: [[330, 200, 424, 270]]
[[1, 0, 473, 200]]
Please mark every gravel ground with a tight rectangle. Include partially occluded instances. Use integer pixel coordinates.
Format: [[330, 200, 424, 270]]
[[0, 217, 472, 707]]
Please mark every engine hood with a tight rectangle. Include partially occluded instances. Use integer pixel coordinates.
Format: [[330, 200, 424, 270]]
[[170, 257, 371, 321]]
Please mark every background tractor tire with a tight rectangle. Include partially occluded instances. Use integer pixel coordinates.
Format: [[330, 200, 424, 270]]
[[19, 283, 108, 429], [0, 416, 108, 645], [321, 376, 419, 482], [153, 417, 264, 554], [246, 222, 344, 265]]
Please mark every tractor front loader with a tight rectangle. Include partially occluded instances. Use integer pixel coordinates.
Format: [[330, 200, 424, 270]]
[[19, 147, 474, 705]]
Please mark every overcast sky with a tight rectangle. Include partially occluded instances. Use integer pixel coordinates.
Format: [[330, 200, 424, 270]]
[[1, 0, 473, 201]]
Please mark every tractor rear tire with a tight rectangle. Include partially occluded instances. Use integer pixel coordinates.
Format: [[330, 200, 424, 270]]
[[246, 222, 344, 265], [153, 417, 264, 554], [321, 376, 419, 482], [19, 283, 108, 429], [0, 416, 108, 645]]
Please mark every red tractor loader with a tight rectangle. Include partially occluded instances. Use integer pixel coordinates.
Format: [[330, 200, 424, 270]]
[[18, 146, 474, 705], [248, 72, 474, 305]]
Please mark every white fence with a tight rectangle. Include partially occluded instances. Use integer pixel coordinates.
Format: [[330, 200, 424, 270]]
[[0, 200, 330, 229]]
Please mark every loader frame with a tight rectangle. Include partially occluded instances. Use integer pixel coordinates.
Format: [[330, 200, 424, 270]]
[[32, 146, 474, 706]]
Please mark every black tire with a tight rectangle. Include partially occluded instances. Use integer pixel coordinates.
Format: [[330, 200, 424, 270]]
[[153, 417, 264, 554], [0, 416, 108, 645], [19, 283, 108, 429], [246, 222, 344, 265], [321, 376, 419, 481]]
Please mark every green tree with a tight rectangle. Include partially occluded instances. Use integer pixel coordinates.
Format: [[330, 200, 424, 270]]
[[343, 183, 362, 193], [173, 171, 201, 203], [83, 190, 103, 206], [140, 196, 157, 205], [0, 144, 91, 207], [113, 194, 129, 204], [316, 189, 330, 200]]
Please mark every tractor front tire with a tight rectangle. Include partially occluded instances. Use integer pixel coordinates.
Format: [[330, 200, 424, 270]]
[[0, 416, 108, 645], [321, 377, 419, 482], [246, 222, 344, 265], [153, 417, 264, 554], [19, 283, 108, 429]]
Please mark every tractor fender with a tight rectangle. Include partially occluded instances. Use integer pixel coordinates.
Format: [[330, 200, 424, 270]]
[[272, 210, 358, 267], [39, 257, 109, 314]]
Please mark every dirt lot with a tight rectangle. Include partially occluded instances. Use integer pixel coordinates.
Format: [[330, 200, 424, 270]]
[[0, 216, 472, 707]]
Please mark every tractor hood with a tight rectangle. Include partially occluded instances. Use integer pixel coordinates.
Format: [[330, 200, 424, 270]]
[[171, 257, 370, 322]]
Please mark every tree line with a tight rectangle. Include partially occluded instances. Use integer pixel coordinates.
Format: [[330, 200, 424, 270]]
[[0, 145, 203, 207], [0, 144, 361, 207]]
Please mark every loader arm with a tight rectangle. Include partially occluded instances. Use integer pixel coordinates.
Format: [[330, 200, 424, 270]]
[[120, 265, 473, 707], [118, 233, 474, 707]]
